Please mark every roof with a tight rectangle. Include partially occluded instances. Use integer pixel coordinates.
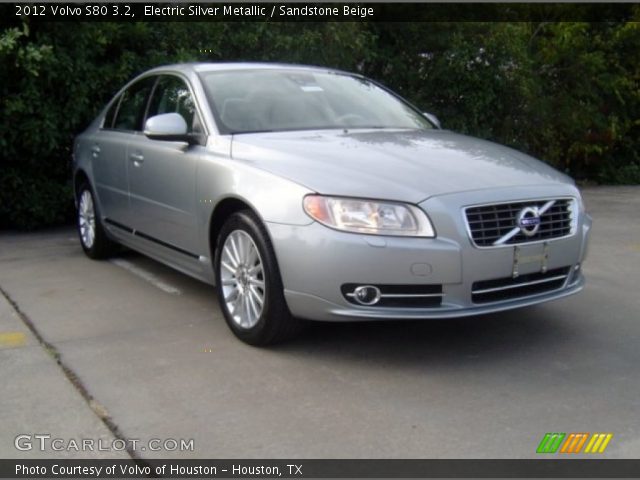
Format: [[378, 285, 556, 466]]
[[145, 62, 352, 76]]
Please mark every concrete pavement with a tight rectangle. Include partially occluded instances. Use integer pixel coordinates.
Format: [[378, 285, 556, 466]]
[[0, 186, 638, 459], [0, 287, 128, 459]]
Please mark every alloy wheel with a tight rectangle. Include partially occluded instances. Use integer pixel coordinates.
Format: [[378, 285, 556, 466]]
[[220, 230, 266, 329], [78, 190, 96, 249]]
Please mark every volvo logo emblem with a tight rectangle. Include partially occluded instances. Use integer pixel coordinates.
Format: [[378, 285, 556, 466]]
[[517, 206, 542, 237]]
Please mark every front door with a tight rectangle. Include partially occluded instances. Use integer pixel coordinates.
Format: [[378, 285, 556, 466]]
[[126, 75, 205, 256]]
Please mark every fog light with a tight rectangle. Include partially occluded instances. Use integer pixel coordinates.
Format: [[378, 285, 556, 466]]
[[353, 285, 381, 306], [569, 263, 582, 285]]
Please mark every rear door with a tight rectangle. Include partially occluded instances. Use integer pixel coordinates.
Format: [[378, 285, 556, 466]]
[[92, 76, 156, 227], [126, 74, 205, 256]]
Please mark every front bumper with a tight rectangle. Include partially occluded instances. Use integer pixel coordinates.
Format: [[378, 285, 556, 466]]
[[268, 185, 592, 322]]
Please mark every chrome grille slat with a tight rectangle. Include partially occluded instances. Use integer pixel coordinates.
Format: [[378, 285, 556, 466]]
[[471, 267, 571, 303], [472, 274, 568, 295], [464, 198, 574, 247], [341, 283, 443, 308], [379, 293, 444, 298]]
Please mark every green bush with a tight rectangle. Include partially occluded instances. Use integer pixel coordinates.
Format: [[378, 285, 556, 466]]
[[0, 21, 375, 229], [366, 21, 640, 179], [0, 167, 74, 229], [1, 17, 638, 230]]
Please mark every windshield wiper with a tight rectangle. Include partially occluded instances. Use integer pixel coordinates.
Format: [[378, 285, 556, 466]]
[[230, 129, 274, 135]]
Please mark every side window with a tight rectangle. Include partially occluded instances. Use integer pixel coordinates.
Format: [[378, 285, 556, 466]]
[[103, 95, 121, 129], [113, 76, 156, 132], [147, 76, 202, 133]]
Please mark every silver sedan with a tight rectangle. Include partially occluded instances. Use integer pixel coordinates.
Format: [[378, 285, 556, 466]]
[[73, 63, 592, 345]]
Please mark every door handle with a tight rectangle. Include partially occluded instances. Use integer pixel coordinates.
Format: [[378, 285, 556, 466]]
[[129, 153, 144, 166], [91, 145, 101, 158]]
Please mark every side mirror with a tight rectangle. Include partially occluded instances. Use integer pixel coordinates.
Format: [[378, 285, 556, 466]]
[[423, 112, 441, 129], [144, 113, 203, 145]]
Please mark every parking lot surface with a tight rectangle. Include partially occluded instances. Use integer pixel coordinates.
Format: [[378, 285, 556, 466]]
[[1, 186, 639, 459]]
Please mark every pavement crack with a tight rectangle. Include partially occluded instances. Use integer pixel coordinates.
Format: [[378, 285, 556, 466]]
[[0, 285, 147, 463]]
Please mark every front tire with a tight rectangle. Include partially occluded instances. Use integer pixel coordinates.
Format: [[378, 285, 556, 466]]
[[214, 210, 301, 345], [77, 182, 117, 259]]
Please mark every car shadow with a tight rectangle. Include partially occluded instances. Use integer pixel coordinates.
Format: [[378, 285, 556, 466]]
[[271, 306, 575, 369]]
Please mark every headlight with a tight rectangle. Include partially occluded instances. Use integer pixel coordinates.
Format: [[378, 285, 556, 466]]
[[303, 195, 435, 237], [569, 196, 581, 233]]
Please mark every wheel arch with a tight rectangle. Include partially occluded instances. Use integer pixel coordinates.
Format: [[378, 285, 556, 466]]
[[208, 195, 300, 344], [73, 170, 91, 206], [208, 196, 269, 263]]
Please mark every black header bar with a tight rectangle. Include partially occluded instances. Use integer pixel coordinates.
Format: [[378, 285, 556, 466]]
[[5, 3, 638, 22]]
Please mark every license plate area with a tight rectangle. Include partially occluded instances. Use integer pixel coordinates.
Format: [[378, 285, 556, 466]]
[[512, 242, 550, 278]]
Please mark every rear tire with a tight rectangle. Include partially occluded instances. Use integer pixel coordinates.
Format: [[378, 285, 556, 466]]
[[214, 210, 302, 345], [77, 182, 118, 259]]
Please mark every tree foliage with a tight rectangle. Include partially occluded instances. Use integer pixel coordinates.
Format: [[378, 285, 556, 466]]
[[0, 19, 638, 229]]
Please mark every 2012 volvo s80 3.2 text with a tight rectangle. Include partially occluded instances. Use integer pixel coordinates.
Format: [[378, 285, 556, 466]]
[[73, 63, 592, 345]]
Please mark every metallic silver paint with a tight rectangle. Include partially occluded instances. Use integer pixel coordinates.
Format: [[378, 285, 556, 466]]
[[144, 112, 188, 136], [73, 63, 592, 322]]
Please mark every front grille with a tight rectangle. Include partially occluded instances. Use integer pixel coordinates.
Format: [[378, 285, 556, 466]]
[[465, 198, 574, 247], [341, 284, 443, 308], [471, 267, 570, 304]]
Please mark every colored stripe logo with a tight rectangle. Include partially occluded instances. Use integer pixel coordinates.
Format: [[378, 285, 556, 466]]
[[537, 433, 613, 454], [560, 433, 589, 453], [584, 433, 614, 454], [537, 433, 566, 453]]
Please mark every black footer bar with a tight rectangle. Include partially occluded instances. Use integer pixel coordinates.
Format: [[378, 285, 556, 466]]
[[3, 459, 640, 478]]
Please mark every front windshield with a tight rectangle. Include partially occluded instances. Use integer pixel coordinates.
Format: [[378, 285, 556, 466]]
[[198, 69, 433, 134]]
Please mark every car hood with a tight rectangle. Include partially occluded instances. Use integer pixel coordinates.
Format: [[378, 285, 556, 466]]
[[230, 129, 574, 203]]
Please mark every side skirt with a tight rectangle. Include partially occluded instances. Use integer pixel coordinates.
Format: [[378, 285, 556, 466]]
[[104, 218, 215, 286]]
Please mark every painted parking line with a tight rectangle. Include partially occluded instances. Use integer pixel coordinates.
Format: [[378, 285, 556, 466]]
[[0, 331, 27, 347], [109, 259, 181, 295]]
